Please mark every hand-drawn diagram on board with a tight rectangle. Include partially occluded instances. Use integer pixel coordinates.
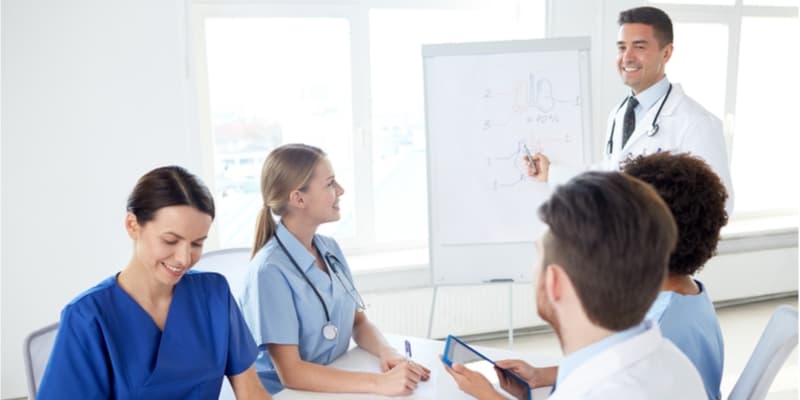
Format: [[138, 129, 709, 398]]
[[425, 39, 591, 251]]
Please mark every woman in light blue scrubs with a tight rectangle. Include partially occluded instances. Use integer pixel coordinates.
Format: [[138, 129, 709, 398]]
[[239, 143, 430, 396], [37, 166, 271, 400], [624, 152, 728, 400]]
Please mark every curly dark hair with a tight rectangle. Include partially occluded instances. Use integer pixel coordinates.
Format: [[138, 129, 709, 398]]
[[622, 152, 728, 275]]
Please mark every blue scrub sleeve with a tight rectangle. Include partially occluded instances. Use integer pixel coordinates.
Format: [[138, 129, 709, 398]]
[[254, 265, 300, 346], [225, 288, 259, 377], [37, 307, 111, 399]]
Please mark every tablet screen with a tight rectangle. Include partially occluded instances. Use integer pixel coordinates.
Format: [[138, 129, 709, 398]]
[[443, 335, 531, 399], [445, 337, 501, 384]]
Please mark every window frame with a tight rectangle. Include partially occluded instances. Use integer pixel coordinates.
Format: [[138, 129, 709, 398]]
[[193, 0, 799, 250], [651, 0, 799, 219], [191, 0, 543, 253]]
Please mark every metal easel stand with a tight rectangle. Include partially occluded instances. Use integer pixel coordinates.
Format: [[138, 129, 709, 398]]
[[508, 282, 514, 349], [427, 285, 438, 339]]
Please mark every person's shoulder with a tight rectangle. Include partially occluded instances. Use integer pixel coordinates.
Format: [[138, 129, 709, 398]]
[[646, 290, 674, 322], [250, 240, 286, 272], [672, 84, 720, 122], [242, 242, 297, 291], [183, 269, 227, 285], [60, 275, 118, 325], [65, 276, 117, 309], [596, 338, 705, 399], [181, 270, 235, 297], [657, 334, 707, 373], [657, 340, 707, 392]]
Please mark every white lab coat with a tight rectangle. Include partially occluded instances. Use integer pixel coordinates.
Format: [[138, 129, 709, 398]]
[[550, 83, 734, 215], [548, 322, 706, 400]]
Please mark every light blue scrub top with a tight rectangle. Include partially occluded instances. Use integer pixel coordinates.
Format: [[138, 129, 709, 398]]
[[38, 271, 258, 399], [646, 280, 724, 400], [239, 222, 358, 394]]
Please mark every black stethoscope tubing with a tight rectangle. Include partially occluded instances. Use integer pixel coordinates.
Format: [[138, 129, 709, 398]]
[[606, 83, 673, 155], [275, 235, 334, 324], [274, 234, 365, 340]]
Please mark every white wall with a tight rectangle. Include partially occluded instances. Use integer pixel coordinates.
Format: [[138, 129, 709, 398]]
[[1, 0, 198, 397], [1, 1, 5, 394]]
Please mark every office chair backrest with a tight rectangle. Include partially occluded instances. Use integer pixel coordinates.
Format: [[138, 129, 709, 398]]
[[728, 304, 798, 400], [194, 247, 252, 400], [193, 247, 252, 301], [24, 322, 60, 399]]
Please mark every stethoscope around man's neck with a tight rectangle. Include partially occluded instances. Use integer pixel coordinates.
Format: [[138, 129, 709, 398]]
[[606, 83, 673, 155], [274, 234, 365, 341]]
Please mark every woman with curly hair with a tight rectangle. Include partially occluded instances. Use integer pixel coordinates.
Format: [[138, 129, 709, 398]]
[[494, 152, 728, 400], [623, 151, 728, 400]]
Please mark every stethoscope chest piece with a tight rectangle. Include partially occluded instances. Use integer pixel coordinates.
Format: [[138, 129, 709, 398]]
[[276, 234, 355, 343], [322, 322, 338, 341], [647, 123, 660, 137], [606, 83, 672, 154]]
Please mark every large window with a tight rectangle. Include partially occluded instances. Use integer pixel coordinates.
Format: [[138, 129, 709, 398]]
[[651, 1, 800, 215], [202, 16, 356, 246], [193, 0, 796, 267], [193, 1, 546, 256]]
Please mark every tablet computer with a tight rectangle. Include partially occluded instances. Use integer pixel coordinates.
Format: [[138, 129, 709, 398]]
[[442, 335, 531, 400]]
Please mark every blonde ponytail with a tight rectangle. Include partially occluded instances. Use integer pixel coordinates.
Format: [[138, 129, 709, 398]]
[[252, 205, 276, 258]]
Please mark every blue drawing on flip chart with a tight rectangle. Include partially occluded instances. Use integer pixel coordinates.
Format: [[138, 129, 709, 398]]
[[487, 140, 531, 190], [426, 49, 587, 245]]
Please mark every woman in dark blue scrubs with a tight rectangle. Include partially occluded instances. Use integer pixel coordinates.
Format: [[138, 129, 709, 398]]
[[37, 166, 271, 399]]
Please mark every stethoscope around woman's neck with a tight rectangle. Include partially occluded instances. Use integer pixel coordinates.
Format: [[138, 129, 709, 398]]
[[274, 234, 365, 341], [606, 83, 673, 156]]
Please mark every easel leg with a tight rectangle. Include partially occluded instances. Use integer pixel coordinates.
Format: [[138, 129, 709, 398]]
[[508, 283, 514, 349], [427, 285, 439, 339]]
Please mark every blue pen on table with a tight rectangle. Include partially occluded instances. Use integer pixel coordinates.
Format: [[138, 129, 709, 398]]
[[404, 339, 413, 359]]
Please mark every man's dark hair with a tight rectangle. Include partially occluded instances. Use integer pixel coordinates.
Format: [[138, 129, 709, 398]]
[[623, 152, 728, 276], [618, 6, 674, 48], [538, 171, 677, 331]]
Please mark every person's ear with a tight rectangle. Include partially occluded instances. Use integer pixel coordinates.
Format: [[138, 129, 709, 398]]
[[125, 212, 140, 240], [544, 264, 565, 304], [661, 43, 673, 64], [288, 189, 306, 209]]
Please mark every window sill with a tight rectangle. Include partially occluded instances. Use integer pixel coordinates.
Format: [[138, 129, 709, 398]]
[[718, 213, 798, 254]]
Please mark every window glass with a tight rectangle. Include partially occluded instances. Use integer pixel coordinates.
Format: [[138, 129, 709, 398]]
[[650, 0, 734, 5], [204, 18, 355, 248], [743, 0, 799, 6], [668, 22, 728, 120], [732, 16, 799, 212], [369, 6, 545, 243]]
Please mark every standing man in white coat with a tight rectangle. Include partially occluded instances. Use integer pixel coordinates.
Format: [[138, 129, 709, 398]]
[[527, 6, 734, 214], [444, 171, 706, 400]]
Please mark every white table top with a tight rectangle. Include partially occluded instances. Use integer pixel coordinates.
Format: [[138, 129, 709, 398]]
[[274, 334, 558, 399]]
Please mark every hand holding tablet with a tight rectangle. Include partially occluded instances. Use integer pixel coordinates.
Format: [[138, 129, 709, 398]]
[[442, 335, 531, 400]]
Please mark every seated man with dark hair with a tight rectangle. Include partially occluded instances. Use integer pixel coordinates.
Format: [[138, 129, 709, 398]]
[[623, 152, 728, 400], [444, 171, 706, 399]]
